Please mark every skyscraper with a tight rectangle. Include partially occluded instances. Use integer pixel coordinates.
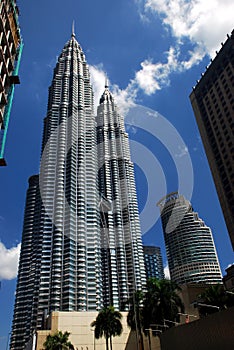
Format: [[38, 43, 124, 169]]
[[190, 30, 234, 250], [11, 32, 146, 350], [157, 192, 222, 285], [97, 84, 146, 308], [0, 0, 23, 165], [143, 245, 164, 280]]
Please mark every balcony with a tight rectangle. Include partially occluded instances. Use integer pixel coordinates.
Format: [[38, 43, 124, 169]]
[[9, 73, 20, 84], [0, 107, 4, 126]]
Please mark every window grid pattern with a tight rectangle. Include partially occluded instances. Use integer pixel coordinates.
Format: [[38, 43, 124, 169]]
[[158, 193, 222, 285]]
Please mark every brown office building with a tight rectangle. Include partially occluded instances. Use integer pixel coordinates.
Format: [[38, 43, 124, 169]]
[[190, 30, 234, 250], [0, 0, 22, 165]]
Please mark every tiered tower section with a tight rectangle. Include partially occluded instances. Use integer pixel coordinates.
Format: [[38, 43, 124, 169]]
[[11, 35, 146, 350], [11, 34, 101, 350], [97, 85, 146, 309]]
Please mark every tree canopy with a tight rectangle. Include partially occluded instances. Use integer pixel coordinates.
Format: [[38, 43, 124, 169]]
[[91, 306, 123, 350], [125, 278, 184, 350], [143, 278, 184, 330], [43, 330, 74, 350], [197, 283, 234, 317]]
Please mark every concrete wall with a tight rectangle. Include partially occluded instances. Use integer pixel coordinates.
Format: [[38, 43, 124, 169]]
[[177, 283, 210, 321], [36, 311, 161, 350], [160, 307, 234, 350], [37, 311, 131, 350]]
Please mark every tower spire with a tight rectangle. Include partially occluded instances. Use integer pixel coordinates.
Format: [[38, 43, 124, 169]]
[[105, 74, 109, 89], [72, 20, 75, 37]]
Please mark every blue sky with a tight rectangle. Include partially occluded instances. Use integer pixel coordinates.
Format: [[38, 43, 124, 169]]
[[0, 0, 234, 347]]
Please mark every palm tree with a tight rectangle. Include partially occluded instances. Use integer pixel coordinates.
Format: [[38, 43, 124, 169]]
[[91, 306, 123, 350], [126, 290, 145, 350], [43, 330, 74, 350], [143, 278, 184, 331], [197, 283, 234, 317]]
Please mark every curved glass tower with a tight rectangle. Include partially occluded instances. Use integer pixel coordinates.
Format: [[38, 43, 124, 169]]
[[10, 33, 146, 350], [157, 192, 222, 285]]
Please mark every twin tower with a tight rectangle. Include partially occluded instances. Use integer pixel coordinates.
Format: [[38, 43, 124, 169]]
[[11, 33, 146, 349]]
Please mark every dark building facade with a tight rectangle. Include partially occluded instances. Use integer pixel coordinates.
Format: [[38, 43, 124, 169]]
[[190, 30, 234, 250], [223, 264, 234, 291], [143, 245, 164, 280], [160, 307, 234, 350], [0, 0, 23, 165]]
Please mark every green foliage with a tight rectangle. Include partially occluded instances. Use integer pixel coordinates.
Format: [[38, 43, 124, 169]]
[[126, 278, 184, 339], [143, 278, 184, 331], [43, 330, 74, 350], [126, 290, 144, 331], [126, 290, 145, 350], [91, 306, 123, 350], [124, 277, 184, 350], [197, 283, 234, 317]]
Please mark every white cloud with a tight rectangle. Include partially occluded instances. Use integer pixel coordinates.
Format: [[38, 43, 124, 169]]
[[90, 65, 137, 115], [180, 46, 206, 70], [89, 49, 181, 105], [136, 60, 164, 93], [131, 0, 234, 95], [89, 65, 106, 110], [144, 0, 234, 57], [89, 46, 203, 107], [164, 262, 170, 279], [135, 46, 178, 95], [89, 1, 234, 103], [112, 81, 137, 115], [131, 43, 205, 95], [0, 242, 21, 280]]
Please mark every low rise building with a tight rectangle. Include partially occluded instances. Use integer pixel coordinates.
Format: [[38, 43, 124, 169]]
[[223, 264, 234, 291]]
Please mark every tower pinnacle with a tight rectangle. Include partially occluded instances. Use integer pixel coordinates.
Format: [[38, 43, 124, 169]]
[[72, 20, 75, 37], [105, 75, 109, 89]]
